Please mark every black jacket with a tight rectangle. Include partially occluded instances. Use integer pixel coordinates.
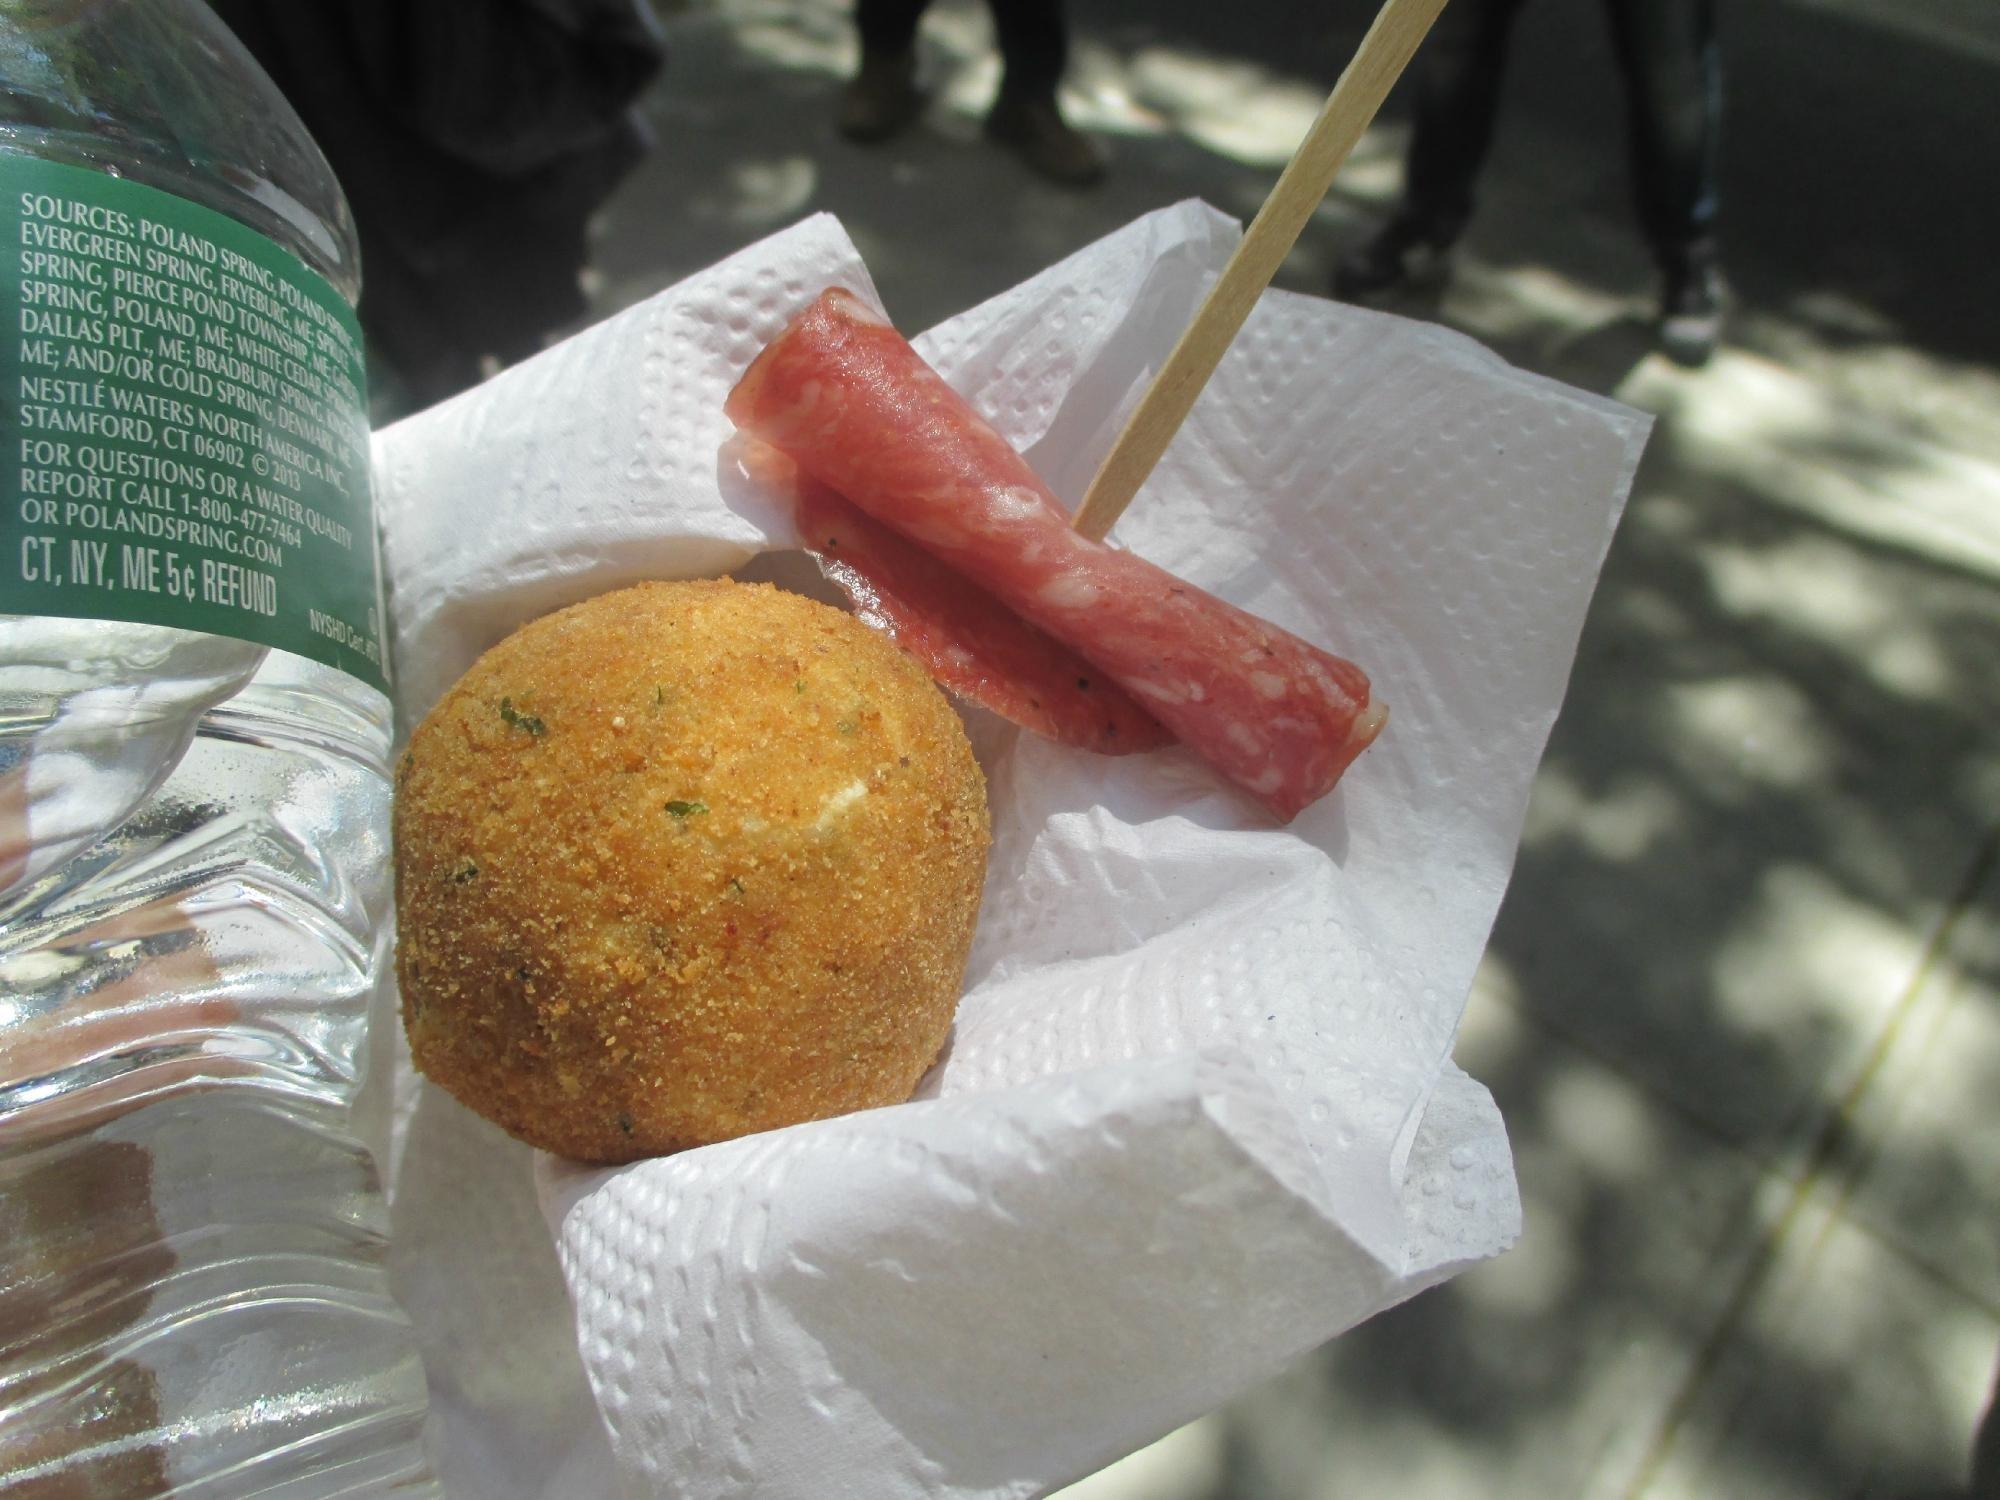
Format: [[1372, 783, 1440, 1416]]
[[209, 0, 666, 410]]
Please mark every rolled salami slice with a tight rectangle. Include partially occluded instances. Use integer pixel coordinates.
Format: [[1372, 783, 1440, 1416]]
[[727, 289, 1385, 820], [776, 453, 1171, 754]]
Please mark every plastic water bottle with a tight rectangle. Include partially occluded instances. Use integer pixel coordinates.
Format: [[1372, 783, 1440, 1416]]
[[0, 3, 435, 1492]]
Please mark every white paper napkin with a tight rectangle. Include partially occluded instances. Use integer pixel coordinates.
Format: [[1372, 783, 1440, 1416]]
[[368, 201, 1649, 1499]]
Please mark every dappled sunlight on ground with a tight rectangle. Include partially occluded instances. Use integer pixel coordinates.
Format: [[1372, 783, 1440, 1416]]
[[1696, 535, 1956, 699], [1625, 352, 2000, 579], [1099, 49, 1324, 164], [1520, 768, 1685, 862]]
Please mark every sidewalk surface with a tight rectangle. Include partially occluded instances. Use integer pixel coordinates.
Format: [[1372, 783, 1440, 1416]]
[[590, 2, 2000, 1493]]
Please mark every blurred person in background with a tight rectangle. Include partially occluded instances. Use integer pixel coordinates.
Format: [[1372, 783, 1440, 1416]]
[[838, 0, 1104, 187], [210, 0, 666, 415], [1334, 0, 1724, 366]]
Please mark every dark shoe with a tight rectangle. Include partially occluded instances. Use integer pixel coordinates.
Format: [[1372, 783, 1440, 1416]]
[[839, 49, 922, 143], [1331, 215, 1457, 301], [1658, 262, 1726, 367], [984, 93, 1104, 187]]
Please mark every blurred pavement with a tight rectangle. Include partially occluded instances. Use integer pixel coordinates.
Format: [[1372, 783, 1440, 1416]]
[[587, 1, 2000, 1494]]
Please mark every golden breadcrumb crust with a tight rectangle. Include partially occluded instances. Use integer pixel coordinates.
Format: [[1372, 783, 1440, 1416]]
[[394, 580, 989, 1163]]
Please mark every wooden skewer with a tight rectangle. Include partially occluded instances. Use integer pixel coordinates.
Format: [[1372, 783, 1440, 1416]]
[[1070, 0, 1452, 542]]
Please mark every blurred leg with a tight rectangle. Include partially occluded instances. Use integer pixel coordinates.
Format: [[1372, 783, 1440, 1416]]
[[1602, 0, 1720, 272], [842, 0, 931, 141], [1334, 0, 1530, 297], [1400, 0, 1535, 242], [987, 0, 1066, 102], [1603, 0, 1723, 361], [855, 0, 931, 60], [983, 0, 1103, 186]]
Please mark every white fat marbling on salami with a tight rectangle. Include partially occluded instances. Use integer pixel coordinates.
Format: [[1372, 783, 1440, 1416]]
[[1251, 670, 1289, 700], [1038, 576, 1102, 610], [1128, 678, 1190, 706], [988, 485, 1046, 522]]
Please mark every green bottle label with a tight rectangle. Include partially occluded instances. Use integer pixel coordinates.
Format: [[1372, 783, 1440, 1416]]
[[1, 158, 387, 692]]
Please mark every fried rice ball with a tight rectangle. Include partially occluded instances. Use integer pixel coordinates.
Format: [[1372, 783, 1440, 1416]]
[[393, 579, 989, 1163]]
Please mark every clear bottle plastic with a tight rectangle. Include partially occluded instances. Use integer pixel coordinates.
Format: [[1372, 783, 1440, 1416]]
[[0, 2, 435, 1492]]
